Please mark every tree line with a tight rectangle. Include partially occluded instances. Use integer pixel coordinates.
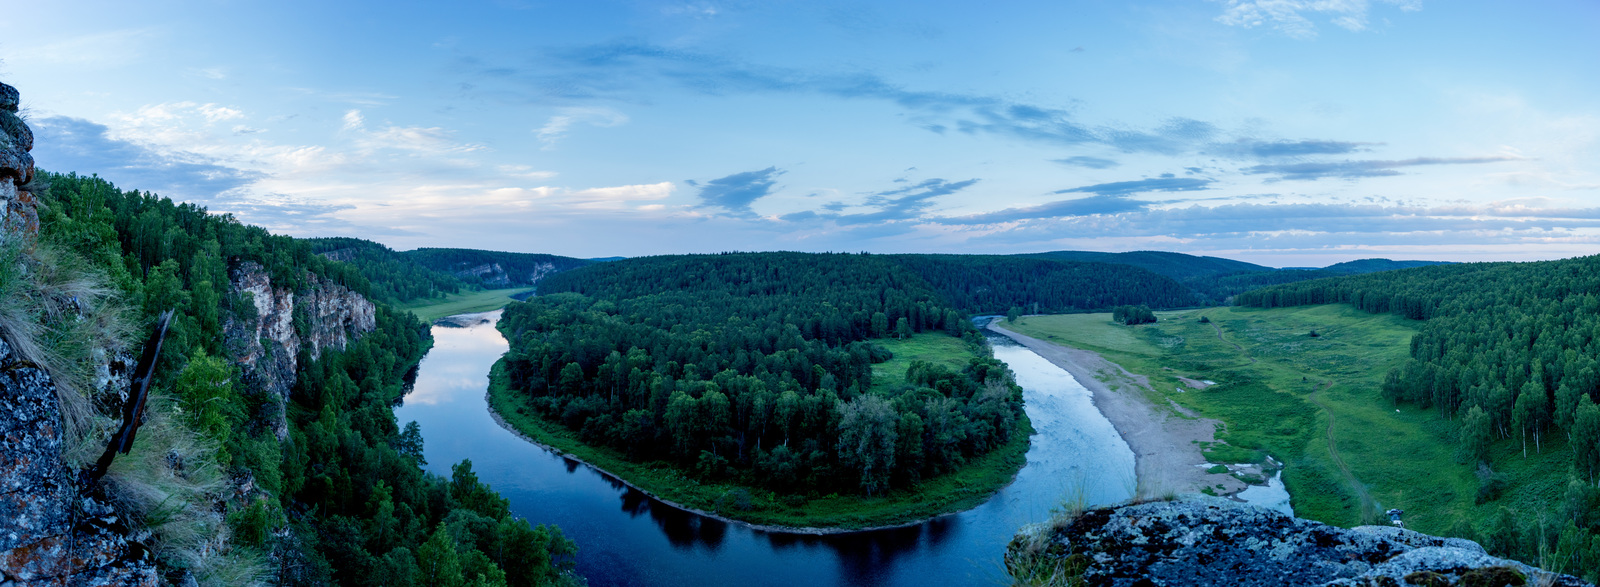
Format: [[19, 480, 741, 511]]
[[307, 237, 468, 305], [500, 252, 1026, 497], [1235, 254, 1600, 581], [36, 171, 576, 586]]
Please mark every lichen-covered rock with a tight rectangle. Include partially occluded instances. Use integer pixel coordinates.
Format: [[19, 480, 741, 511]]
[[1007, 497, 1588, 587], [0, 340, 158, 586], [223, 260, 376, 438]]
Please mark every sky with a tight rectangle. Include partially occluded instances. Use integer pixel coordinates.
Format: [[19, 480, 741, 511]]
[[2, 0, 1597, 266]]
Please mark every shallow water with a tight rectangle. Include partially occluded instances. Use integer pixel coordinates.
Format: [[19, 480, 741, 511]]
[[394, 311, 1135, 587]]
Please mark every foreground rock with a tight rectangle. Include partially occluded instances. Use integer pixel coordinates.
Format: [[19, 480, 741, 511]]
[[1007, 497, 1587, 587]]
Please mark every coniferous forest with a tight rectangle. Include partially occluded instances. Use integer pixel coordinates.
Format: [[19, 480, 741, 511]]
[[499, 253, 1025, 496]]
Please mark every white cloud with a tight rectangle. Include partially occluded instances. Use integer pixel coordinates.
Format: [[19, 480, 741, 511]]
[[536, 107, 630, 149], [1214, 0, 1421, 39], [342, 110, 365, 131]]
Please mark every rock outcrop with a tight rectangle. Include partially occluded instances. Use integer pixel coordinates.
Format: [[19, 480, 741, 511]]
[[223, 260, 375, 438], [0, 339, 159, 586], [1, 81, 40, 241], [453, 261, 559, 288], [1007, 498, 1587, 587]]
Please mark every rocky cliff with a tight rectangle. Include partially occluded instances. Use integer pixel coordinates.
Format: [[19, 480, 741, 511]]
[[1, 338, 159, 586], [1, 81, 40, 241], [453, 261, 559, 288], [1008, 498, 1586, 587], [224, 260, 375, 439]]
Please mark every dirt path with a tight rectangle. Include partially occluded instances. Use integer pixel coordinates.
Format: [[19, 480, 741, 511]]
[[987, 322, 1244, 498], [1209, 321, 1256, 364], [1306, 380, 1376, 520]]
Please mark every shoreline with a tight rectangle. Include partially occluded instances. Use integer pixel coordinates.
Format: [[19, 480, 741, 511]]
[[986, 322, 1245, 498], [483, 385, 990, 536]]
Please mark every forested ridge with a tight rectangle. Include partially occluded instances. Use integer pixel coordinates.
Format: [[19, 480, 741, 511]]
[[34, 171, 576, 586], [307, 237, 467, 305], [884, 254, 1198, 313], [405, 248, 591, 288], [500, 252, 1026, 498], [1236, 254, 1600, 578]]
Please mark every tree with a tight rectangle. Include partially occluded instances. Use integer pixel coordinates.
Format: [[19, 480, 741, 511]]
[[1005, 306, 1021, 323], [1460, 406, 1492, 465], [836, 395, 898, 496], [895, 317, 912, 339], [1575, 396, 1600, 484], [175, 348, 241, 462], [417, 525, 465, 587]]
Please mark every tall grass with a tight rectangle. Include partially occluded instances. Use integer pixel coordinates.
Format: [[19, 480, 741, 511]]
[[0, 240, 131, 442]]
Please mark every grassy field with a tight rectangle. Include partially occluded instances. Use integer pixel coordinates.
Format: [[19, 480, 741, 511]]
[[398, 287, 536, 322], [1006, 306, 1502, 533], [486, 331, 1036, 530], [868, 333, 974, 394]]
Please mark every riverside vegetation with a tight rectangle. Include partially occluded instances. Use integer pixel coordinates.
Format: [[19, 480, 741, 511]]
[[1004, 253, 1600, 582]]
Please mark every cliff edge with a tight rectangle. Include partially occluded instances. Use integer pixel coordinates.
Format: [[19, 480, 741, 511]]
[[1007, 498, 1587, 587]]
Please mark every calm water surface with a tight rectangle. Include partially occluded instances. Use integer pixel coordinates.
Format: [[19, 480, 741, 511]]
[[394, 311, 1135, 587]]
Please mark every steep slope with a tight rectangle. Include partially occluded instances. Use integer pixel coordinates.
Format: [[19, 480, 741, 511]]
[[306, 237, 467, 304]]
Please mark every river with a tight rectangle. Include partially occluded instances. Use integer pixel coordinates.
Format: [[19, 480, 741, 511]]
[[393, 310, 1136, 586]]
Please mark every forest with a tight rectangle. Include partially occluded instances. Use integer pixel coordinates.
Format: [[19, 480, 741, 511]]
[[884, 254, 1198, 313], [499, 252, 1026, 497], [1237, 255, 1600, 579], [32, 171, 576, 586], [404, 248, 592, 289], [306, 237, 468, 305]]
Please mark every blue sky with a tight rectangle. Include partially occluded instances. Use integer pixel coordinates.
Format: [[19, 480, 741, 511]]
[[3, 0, 1597, 265]]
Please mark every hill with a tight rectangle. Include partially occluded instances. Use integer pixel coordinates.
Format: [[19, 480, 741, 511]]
[[1022, 250, 1272, 281], [1320, 258, 1453, 275]]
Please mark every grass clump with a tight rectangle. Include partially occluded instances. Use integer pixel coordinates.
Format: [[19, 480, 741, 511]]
[[0, 240, 130, 441]]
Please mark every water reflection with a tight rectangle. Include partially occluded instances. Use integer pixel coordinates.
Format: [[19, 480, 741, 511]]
[[394, 311, 1136, 587]]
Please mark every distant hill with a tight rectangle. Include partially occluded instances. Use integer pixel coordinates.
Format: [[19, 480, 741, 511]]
[[1320, 258, 1452, 275], [1022, 250, 1272, 281], [403, 248, 592, 289], [306, 240, 594, 303], [306, 237, 467, 304], [885, 254, 1198, 313]]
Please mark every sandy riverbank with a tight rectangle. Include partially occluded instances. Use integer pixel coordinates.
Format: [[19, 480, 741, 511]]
[[987, 322, 1244, 497]]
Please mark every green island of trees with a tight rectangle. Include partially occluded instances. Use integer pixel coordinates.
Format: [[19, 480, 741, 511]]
[[493, 252, 1035, 528]]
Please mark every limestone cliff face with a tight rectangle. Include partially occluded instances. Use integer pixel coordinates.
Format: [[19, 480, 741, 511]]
[[1008, 498, 1588, 587], [224, 260, 376, 438], [0, 339, 159, 586], [454, 261, 558, 288]]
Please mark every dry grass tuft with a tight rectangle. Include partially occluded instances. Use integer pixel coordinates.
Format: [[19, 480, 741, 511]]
[[0, 240, 131, 443]]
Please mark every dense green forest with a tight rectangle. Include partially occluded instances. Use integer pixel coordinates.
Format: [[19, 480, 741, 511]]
[[1236, 255, 1600, 579], [306, 237, 468, 305], [885, 254, 1197, 313], [500, 253, 1025, 497], [34, 171, 576, 586]]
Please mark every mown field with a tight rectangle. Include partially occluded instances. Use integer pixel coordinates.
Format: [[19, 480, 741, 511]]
[[1005, 305, 1514, 534], [398, 287, 536, 322], [487, 331, 1034, 529]]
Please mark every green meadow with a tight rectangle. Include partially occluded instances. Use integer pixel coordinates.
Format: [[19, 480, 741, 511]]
[[398, 287, 537, 322], [1006, 305, 1506, 533]]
